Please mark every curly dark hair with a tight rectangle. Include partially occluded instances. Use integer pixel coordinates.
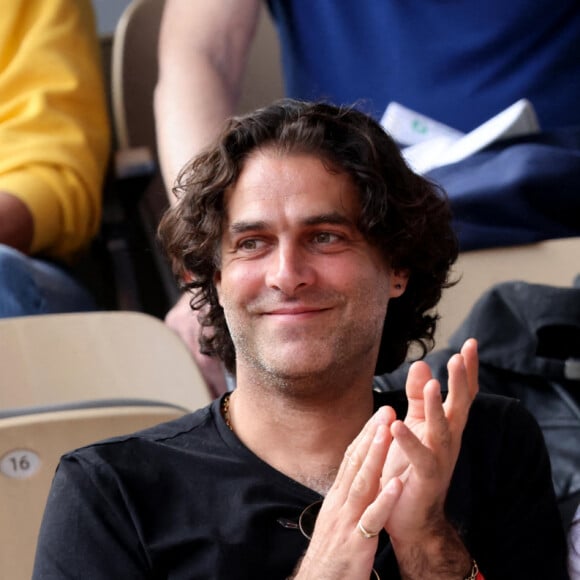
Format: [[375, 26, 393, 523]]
[[158, 99, 458, 375]]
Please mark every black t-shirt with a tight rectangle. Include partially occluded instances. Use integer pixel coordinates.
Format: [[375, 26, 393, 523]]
[[33, 391, 568, 579]]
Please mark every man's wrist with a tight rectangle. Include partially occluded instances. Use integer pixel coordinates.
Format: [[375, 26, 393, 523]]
[[391, 518, 472, 580]]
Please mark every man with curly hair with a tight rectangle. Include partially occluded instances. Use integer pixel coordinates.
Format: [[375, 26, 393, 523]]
[[34, 100, 567, 579]]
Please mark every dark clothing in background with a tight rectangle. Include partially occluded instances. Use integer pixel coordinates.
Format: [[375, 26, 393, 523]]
[[427, 129, 580, 250]]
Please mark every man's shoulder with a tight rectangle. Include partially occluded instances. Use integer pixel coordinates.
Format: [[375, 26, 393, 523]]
[[461, 393, 546, 467], [61, 400, 219, 465], [467, 392, 538, 430]]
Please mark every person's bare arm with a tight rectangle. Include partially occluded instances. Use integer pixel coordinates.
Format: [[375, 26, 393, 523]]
[[0, 192, 34, 253], [164, 292, 229, 397], [154, 0, 262, 199]]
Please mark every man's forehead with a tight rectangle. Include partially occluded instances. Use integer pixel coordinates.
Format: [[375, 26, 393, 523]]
[[223, 150, 361, 224]]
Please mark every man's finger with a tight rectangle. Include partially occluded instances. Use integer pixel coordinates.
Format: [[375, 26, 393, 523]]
[[404, 361, 433, 422], [423, 379, 451, 451], [334, 406, 395, 496], [357, 477, 403, 539], [390, 420, 435, 479], [460, 338, 479, 399], [348, 421, 394, 504], [443, 353, 471, 430]]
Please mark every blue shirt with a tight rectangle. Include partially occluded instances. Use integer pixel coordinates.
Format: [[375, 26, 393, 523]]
[[267, 0, 580, 131]]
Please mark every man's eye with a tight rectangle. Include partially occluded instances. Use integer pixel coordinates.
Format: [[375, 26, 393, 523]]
[[238, 238, 262, 251], [313, 232, 339, 244]]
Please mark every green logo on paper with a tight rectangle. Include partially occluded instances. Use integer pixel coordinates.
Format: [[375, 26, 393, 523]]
[[412, 119, 428, 134]]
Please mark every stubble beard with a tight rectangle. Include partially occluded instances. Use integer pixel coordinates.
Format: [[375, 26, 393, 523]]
[[229, 310, 385, 399]]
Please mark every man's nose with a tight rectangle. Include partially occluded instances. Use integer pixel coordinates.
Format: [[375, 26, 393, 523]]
[[265, 243, 315, 295]]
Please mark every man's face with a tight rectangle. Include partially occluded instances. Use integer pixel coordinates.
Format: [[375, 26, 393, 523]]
[[215, 149, 404, 385]]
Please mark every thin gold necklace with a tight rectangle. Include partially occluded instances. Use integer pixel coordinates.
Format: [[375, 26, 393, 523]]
[[221, 392, 233, 431]]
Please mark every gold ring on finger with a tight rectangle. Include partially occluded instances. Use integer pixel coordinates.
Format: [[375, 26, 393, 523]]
[[357, 520, 380, 539]]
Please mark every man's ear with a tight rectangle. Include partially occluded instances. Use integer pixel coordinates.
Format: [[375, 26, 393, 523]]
[[390, 269, 409, 298]]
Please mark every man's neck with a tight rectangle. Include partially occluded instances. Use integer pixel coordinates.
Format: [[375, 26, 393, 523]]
[[226, 368, 376, 494]]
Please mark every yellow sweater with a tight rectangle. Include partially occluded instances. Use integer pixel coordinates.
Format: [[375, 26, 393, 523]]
[[0, 0, 110, 260]]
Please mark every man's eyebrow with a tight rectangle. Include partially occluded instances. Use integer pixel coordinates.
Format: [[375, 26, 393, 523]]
[[303, 212, 354, 227], [229, 220, 268, 234], [228, 212, 354, 234]]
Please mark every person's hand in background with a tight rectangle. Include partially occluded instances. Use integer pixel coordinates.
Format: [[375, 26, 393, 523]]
[[165, 292, 228, 397]]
